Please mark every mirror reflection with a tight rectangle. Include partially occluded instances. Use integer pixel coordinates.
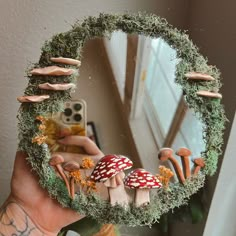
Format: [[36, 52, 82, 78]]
[[72, 31, 205, 176]]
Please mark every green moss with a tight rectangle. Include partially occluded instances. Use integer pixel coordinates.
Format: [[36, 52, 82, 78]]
[[17, 12, 226, 226]]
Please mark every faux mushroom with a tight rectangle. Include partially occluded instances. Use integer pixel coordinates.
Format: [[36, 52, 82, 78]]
[[17, 95, 50, 103], [124, 168, 162, 207], [158, 148, 185, 184], [38, 82, 75, 91], [49, 154, 70, 196], [176, 147, 192, 179], [50, 57, 81, 67], [63, 161, 80, 199], [90, 154, 133, 206], [185, 72, 215, 81], [196, 90, 222, 99], [30, 66, 76, 76], [193, 158, 205, 175]]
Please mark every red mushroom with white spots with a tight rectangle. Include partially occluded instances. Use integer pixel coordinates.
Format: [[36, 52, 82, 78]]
[[124, 168, 162, 207], [90, 154, 133, 206]]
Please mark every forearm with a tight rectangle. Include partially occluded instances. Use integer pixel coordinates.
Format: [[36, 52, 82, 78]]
[[0, 197, 55, 236]]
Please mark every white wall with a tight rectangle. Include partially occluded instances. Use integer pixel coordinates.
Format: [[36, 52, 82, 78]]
[[104, 31, 127, 101], [203, 112, 236, 236], [73, 38, 133, 156]]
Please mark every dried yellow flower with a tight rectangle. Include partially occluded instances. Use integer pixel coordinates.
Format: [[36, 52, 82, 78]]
[[36, 115, 47, 123], [32, 135, 47, 145], [70, 170, 82, 182], [157, 165, 174, 189], [39, 124, 46, 130], [82, 157, 95, 169], [86, 180, 97, 193]]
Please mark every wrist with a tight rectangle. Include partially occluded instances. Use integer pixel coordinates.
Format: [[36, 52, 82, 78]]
[[0, 196, 56, 236]]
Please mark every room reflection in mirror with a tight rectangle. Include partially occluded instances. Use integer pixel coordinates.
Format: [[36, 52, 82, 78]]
[[73, 31, 205, 178]]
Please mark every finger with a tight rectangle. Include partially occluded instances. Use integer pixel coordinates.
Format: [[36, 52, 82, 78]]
[[53, 152, 103, 165], [58, 136, 102, 155]]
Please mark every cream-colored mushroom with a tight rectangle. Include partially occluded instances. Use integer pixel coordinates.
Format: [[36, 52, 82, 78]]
[[50, 57, 81, 67], [185, 72, 215, 81], [196, 90, 222, 99], [30, 66, 76, 76], [38, 82, 75, 91], [17, 95, 50, 103]]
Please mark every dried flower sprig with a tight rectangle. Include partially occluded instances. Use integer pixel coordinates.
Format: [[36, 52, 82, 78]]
[[156, 165, 174, 189], [82, 157, 95, 169]]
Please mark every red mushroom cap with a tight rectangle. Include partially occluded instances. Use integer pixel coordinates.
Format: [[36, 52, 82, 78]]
[[90, 154, 133, 182], [124, 168, 162, 189]]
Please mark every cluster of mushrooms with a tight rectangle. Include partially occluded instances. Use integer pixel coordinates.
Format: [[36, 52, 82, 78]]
[[17, 57, 80, 103], [49, 147, 205, 207]]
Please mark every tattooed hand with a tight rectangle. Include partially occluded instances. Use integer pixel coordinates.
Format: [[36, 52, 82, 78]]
[[0, 136, 105, 236]]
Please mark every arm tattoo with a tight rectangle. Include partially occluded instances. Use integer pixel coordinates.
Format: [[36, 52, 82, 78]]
[[0, 201, 45, 236]]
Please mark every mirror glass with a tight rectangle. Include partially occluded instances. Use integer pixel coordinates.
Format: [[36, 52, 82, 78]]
[[72, 31, 206, 175]]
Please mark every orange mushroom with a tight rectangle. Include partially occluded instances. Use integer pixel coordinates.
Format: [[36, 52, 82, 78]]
[[158, 148, 185, 184], [63, 161, 80, 199], [193, 158, 205, 175], [176, 147, 192, 179], [49, 155, 70, 196]]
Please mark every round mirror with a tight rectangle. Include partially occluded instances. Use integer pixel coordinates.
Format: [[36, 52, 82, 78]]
[[17, 13, 226, 226], [76, 32, 206, 176]]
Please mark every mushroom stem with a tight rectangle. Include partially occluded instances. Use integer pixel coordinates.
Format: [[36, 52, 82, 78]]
[[135, 189, 150, 207], [158, 148, 185, 184], [56, 165, 71, 196], [105, 172, 128, 206], [181, 156, 191, 178], [193, 166, 201, 175], [176, 148, 192, 179], [108, 183, 129, 206], [168, 156, 185, 184], [193, 158, 205, 176]]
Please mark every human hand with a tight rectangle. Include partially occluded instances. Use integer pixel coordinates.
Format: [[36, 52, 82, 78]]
[[0, 136, 105, 236]]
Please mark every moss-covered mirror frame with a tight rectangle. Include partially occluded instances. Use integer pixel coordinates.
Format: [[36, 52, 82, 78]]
[[17, 13, 227, 226]]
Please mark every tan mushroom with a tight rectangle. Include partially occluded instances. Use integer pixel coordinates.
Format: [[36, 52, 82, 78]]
[[158, 148, 185, 184], [50, 57, 81, 67], [38, 82, 75, 91], [176, 147, 192, 179], [30, 66, 76, 76], [63, 161, 80, 199], [196, 90, 222, 99], [90, 154, 133, 206], [49, 155, 70, 196], [17, 95, 50, 103], [193, 158, 205, 175], [185, 72, 215, 81]]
